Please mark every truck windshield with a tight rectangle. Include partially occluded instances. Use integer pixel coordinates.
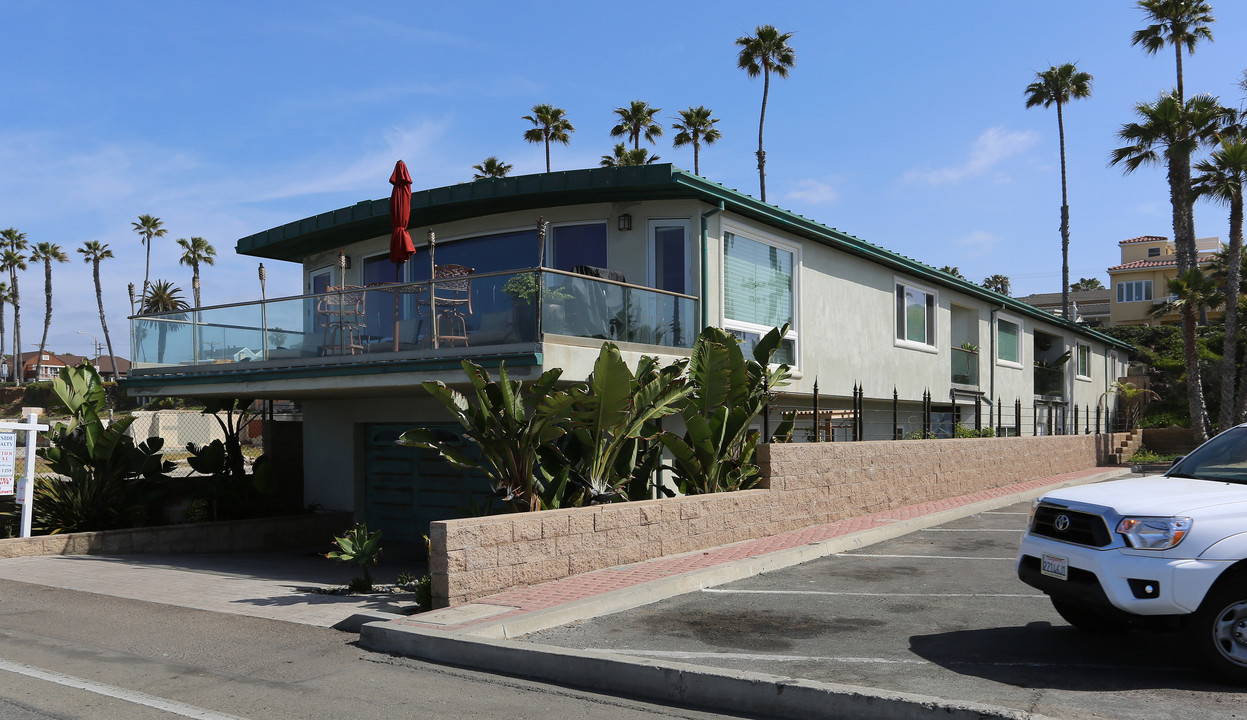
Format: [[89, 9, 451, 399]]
[[1168, 426, 1247, 484]]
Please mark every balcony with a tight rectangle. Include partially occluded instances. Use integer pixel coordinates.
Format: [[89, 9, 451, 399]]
[[129, 269, 698, 374], [1034, 365, 1065, 399], [950, 346, 979, 386]]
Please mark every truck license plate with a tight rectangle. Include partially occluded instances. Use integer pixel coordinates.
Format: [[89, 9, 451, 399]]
[[1041, 553, 1069, 581]]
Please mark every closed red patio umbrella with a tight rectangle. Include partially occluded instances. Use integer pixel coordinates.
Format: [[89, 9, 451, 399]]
[[387, 160, 416, 350]]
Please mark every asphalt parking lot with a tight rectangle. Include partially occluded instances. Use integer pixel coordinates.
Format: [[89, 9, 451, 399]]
[[523, 496, 1245, 720]]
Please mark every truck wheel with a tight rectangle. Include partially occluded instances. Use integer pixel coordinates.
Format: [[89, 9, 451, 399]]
[[1190, 584, 1247, 685], [1051, 598, 1128, 633]]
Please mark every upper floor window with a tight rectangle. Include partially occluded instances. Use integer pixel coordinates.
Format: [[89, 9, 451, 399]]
[[1116, 280, 1153, 303], [723, 230, 796, 364], [1077, 343, 1091, 380], [549, 222, 608, 273], [1147, 247, 1161, 258], [997, 318, 1021, 366], [895, 281, 936, 349]]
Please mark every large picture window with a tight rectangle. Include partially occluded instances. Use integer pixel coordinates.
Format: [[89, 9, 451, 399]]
[[723, 230, 796, 364], [895, 281, 936, 349], [1115, 280, 1153, 303]]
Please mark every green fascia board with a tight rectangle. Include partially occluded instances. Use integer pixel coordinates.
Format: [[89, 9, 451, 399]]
[[235, 164, 1130, 353], [121, 352, 543, 391]]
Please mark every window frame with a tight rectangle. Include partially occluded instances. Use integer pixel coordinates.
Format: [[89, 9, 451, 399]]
[[893, 277, 939, 354], [1115, 279, 1154, 303], [647, 218, 694, 295], [719, 222, 800, 366], [1076, 343, 1092, 382], [995, 313, 1024, 369]]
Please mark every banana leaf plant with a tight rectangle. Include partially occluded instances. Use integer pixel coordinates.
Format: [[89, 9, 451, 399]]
[[562, 345, 692, 503], [30, 362, 173, 532], [662, 324, 792, 494], [398, 361, 578, 512]]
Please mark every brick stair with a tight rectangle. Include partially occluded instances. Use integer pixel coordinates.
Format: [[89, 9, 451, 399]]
[[1111, 430, 1143, 465]]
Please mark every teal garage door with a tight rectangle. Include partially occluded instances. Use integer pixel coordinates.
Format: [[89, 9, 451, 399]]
[[363, 423, 496, 545]]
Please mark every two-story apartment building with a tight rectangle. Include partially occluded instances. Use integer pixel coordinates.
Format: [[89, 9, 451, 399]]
[[1108, 234, 1221, 326], [124, 165, 1131, 542]]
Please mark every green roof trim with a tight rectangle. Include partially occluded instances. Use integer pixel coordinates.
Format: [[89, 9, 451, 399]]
[[235, 164, 1130, 352]]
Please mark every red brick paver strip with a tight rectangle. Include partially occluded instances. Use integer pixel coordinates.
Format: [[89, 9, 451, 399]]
[[395, 467, 1109, 632]]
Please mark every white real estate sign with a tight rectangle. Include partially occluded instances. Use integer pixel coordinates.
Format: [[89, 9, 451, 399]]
[[0, 432, 13, 496]]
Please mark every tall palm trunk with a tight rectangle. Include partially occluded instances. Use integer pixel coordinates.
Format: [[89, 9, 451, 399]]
[[0, 297, 6, 382], [1057, 100, 1071, 321], [143, 242, 151, 307], [543, 136, 551, 173], [34, 262, 52, 382], [11, 271, 20, 387], [192, 261, 201, 308], [693, 140, 701, 176], [756, 66, 770, 202], [91, 259, 119, 383], [1175, 44, 1185, 104], [1183, 301, 1210, 444], [1221, 191, 1243, 427]]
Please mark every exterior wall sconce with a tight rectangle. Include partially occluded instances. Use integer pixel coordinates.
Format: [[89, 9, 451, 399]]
[[617, 214, 632, 232]]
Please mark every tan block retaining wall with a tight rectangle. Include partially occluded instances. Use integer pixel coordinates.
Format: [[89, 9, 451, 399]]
[[0, 511, 353, 559], [430, 434, 1121, 608]]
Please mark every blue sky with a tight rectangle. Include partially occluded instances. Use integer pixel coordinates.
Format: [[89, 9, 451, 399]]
[[3, 1, 1246, 358]]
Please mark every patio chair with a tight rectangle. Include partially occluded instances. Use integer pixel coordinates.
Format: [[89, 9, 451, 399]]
[[317, 285, 365, 355]]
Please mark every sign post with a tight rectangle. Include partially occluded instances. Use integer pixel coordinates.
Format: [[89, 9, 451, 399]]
[[0, 413, 50, 538]]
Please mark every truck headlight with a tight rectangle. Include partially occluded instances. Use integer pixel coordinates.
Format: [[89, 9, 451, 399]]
[[1116, 517, 1192, 550], [1027, 498, 1042, 529]]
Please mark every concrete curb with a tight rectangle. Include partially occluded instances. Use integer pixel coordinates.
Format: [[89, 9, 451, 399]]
[[360, 623, 1057, 720], [360, 470, 1122, 718], [332, 609, 404, 633]]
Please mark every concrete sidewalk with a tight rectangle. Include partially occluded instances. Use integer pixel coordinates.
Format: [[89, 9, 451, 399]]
[[361, 467, 1128, 720]]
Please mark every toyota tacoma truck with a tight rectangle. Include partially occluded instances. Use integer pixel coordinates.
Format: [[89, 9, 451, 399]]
[[1017, 425, 1247, 683]]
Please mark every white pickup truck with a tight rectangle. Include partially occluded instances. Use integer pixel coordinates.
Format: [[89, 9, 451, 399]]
[[1017, 425, 1247, 683]]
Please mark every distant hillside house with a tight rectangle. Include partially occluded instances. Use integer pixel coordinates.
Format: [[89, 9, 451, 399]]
[[1014, 290, 1111, 327], [1108, 235, 1220, 327]]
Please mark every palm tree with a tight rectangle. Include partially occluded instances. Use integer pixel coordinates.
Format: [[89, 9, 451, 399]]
[[736, 25, 795, 203], [472, 156, 513, 179], [982, 274, 1011, 294], [1150, 268, 1222, 442], [131, 214, 167, 305], [1111, 91, 1228, 273], [0, 228, 28, 386], [28, 242, 68, 382], [1025, 63, 1093, 322], [1069, 278, 1105, 291], [610, 100, 663, 151], [600, 144, 660, 167], [0, 281, 8, 380], [176, 236, 216, 309], [140, 279, 190, 364], [1132, 0, 1214, 104], [939, 266, 966, 279], [522, 104, 574, 173], [77, 241, 119, 383], [671, 106, 722, 176], [1193, 138, 1247, 427], [1113, 91, 1230, 444]]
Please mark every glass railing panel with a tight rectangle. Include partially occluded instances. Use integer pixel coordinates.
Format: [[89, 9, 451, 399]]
[[540, 272, 696, 349], [1034, 366, 1065, 398], [950, 347, 979, 386]]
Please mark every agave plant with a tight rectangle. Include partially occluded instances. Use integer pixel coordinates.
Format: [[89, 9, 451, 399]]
[[326, 523, 383, 591]]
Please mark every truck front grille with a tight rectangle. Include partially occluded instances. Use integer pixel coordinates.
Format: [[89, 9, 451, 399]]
[[1030, 506, 1112, 547]]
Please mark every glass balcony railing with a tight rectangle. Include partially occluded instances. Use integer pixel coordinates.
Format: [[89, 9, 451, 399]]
[[130, 269, 699, 371], [1034, 365, 1065, 398], [950, 346, 979, 386]]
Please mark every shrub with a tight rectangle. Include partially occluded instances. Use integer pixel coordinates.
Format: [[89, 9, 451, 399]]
[[326, 523, 383, 592]]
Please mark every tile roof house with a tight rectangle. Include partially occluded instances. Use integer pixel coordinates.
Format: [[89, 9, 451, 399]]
[[1107, 235, 1220, 326], [122, 164, 1132, 543]]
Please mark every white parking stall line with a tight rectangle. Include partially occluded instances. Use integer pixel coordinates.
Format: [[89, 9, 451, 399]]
[[702, 588, 1045, 598], [921, 528, 1023, 532], [983, 511, 1028, 515], [836, 553, 1018, 561], [0, 658, 249, 720]]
